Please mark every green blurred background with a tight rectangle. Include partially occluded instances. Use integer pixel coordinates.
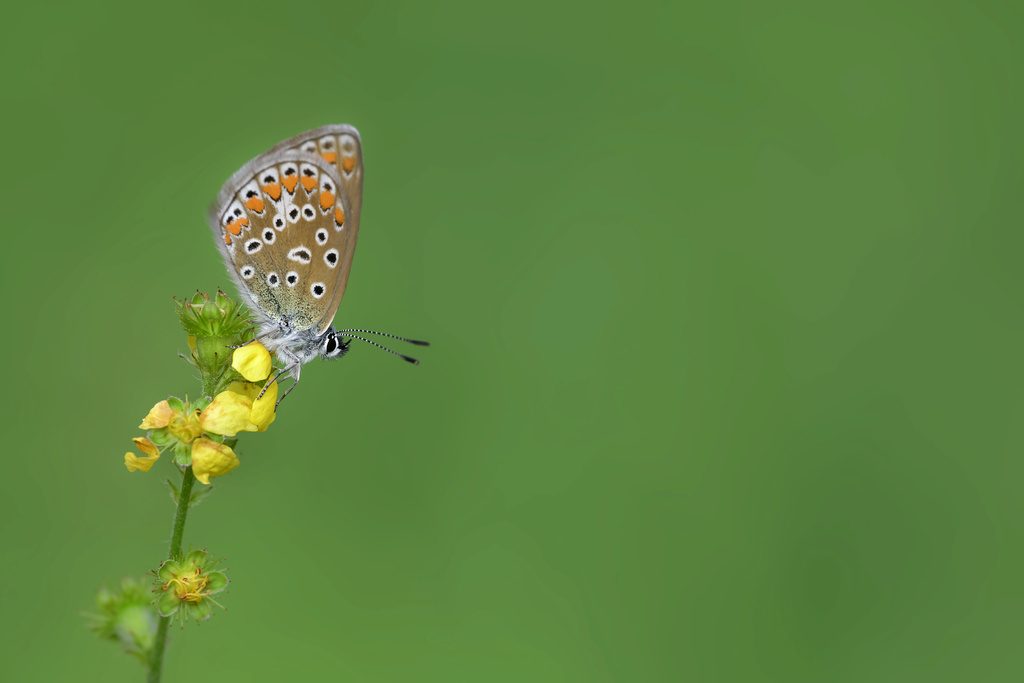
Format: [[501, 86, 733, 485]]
[[2, 1, 1021, 680]]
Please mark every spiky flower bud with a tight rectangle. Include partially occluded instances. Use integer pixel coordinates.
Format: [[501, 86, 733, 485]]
[[176, 289, 252, 339], [84, 577, 158, 665], [154, 549, 229, 625], [176, 290, 260, 395]]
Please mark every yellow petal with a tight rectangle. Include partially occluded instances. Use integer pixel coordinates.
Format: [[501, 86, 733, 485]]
[[224, 381, 276, 431], [250, 381, 277, 431], [133, 437, 160, 458], [199, 391, 257, 437], [226, 381, 260, 400], [191, 438, 239, 485], [125, 451, 159, 473], [140, 400, 174, 429], [232, 342, 273, 382]]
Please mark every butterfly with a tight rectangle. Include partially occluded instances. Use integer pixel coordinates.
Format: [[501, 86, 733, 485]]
[[209, 124, 427, 405]]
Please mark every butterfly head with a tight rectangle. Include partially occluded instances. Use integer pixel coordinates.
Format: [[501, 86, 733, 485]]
[[320, 328, 350, 361]]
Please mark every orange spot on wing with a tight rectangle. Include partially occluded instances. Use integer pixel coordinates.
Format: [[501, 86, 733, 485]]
[[320, 190, 335, 211], [341, 155, 356, 173], [262, 182, 281, 200], [321, 152, 337, 164], [245, 197, 265, 213], [282, 176, 298, 193], [300, 176, 317, 192], [227, 220, 243, 235], [239, 217, 250, 227], [224, 234, 232, 245], [334, 206, 346, 225]]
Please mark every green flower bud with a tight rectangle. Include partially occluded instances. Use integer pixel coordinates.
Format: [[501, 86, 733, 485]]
[[154, 549, 229, 625], [83, 577, 158, 665], [176, 290, 253, 339]]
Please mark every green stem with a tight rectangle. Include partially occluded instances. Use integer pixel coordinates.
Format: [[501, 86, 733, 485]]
[[147, 467, 196, 683]]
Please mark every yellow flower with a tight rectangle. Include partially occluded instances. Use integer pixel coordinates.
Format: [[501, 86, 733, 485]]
[[232, 342, 272, 382], [199, 382, 277, 436], [191, 438, 239, 485], [139, 400, 174, 429], [125, 437, 160, 472], [167, 408, 203, 443], [227, 381, 277, 431], [199, 391, 255, 437]]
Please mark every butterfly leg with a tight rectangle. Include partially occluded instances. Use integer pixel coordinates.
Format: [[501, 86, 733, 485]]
[[259, 364, 292, 400], [228, 328, 280, 350], [257, 346, 303, 408], [274, 371, 302, 408]]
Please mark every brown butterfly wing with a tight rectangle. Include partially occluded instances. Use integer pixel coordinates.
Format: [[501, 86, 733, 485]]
[[209, 146, 354, 333], [270, 125, 364, 329]]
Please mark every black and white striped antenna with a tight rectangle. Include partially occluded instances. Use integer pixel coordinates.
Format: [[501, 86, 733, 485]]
[[336, 329, 430, 364]]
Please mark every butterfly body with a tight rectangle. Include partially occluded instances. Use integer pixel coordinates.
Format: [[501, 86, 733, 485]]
[[210, 125, 368, 397]]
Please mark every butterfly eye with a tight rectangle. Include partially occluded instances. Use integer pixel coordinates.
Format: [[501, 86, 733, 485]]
[[320, 332, 348, 360], [302, 205, 316, 221], [315, 228, 329, 245], [267, 272, 279, 288], [273, 214, 286, 230], [310, 282, 326, 299], [263, 229, 276, 244], [285, 271, 299, 287], [240, 265, 255, 280], [324, 248, 339, 267]]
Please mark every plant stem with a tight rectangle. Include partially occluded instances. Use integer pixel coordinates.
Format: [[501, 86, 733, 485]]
[[147, 467, 196, 683]]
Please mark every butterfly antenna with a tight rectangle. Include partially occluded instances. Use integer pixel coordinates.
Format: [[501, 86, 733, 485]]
[[335, 329, 430, 346], [344, 334, 422, 364]]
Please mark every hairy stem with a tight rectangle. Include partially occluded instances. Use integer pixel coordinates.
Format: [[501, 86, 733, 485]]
[[147, 467, 196, 683]]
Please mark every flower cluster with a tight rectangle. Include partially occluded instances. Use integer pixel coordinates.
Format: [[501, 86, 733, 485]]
[[92, 291, 278, 668], [124, 341, 277, 485]]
